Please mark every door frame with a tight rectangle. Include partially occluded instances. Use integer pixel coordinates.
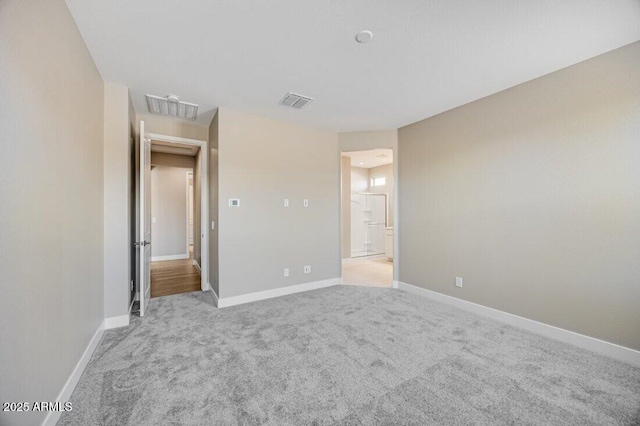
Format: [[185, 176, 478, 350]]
[[146, 132, 209, 292], [186, 171, 194, 250]]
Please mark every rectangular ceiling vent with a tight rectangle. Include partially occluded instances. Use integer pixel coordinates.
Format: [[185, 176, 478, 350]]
[[146, 94, 199, 120], [279, 92, 314, 109]]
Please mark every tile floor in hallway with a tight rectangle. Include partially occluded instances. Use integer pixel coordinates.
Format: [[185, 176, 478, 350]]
[[342, 255, 393, 288]]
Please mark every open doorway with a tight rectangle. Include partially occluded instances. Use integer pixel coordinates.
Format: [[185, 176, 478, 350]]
[[134, 130, 209, 313], [341, 149, 394, 287], [148, 156, 200, 298]]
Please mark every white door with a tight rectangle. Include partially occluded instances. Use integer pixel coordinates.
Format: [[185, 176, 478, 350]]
[[138, 121, 152, 316]]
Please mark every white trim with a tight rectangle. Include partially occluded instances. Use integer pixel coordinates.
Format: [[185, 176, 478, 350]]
[[217, 278, 340, 308], [207, 284, 219, 307], [151, 253, 189, 261], [42, 321, 105, 426], [193, 259, 201, 272], [397, 281, 640, 367], [186, 171, 192, 254], [104, 314, 130, 329]]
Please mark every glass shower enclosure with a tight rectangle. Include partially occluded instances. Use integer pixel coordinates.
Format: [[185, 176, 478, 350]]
[[350, 192, 388, 257]]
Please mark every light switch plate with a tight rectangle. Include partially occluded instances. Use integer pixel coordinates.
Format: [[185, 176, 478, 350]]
[[304, 265, 311, 274], [303, 199, 309, 207], [211, 221, 215, 231], [152, 217, 157, 223], [284, 268, 289, 277]]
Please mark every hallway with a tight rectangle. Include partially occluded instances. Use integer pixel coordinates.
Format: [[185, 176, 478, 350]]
[[150, 246, 201, 298]]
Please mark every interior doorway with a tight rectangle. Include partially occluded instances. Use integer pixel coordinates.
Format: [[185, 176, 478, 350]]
[[340, 149, 395, 287], [135, 126, 209, 315], [148, 163, 199, 298]]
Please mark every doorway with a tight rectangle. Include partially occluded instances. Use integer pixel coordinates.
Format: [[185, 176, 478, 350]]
[[340, 149, 395, 287], [149, 164, 199, 298], [136, 125, 209, 316]]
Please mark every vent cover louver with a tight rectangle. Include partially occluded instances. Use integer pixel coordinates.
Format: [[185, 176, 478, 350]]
[[279, 92, 314, 109], [146, 94, 199, 120]]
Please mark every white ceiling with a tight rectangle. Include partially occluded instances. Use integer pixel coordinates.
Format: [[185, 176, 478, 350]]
[[65, 0, 640, 132], [343, 149, 393, 169]]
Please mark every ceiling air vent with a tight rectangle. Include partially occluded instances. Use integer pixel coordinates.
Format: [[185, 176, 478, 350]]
[[146, 94, 199, 120], [279, 92, 314, 109]]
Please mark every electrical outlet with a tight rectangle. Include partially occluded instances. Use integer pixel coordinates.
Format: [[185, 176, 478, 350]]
[[456, 277, 463, 288], [284, 198, 289, 207], [284, 268, 290, 277], [304, 265, 311, 274]]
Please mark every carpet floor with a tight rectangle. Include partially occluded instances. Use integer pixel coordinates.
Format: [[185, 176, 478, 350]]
[[58, 286, 640, 425]]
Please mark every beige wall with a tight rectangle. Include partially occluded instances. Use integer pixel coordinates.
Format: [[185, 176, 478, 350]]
[[0, 1, 105, 425], [104, 82, 132, 320], [151, 152, 196, 169], [339, 129, 398, 152], [351, 166, 369, 192], [217, 108, 340, 298], [208, 113, 220, 295], [398, 41, 640, 350], [341, 156, 351, 259], [151, 166, 192, 258], [128, 94, 137, 306]]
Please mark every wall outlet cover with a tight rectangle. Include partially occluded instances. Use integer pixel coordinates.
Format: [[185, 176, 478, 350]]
[[456, 277, 463, 288], [304, 265, 311, 274], [284, 268, 290, 277], [284, 198, 289, 207]]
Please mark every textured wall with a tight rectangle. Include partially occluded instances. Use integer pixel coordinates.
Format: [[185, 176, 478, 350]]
[[218, 108, 340, 298], [0, 0, 105, 424], [399, 42, 640, 350]]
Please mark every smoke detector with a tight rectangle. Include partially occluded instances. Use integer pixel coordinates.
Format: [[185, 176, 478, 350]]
[[279, 92, 314, 110], [145, 94, 199, 120], [355, 30, 373, 44]]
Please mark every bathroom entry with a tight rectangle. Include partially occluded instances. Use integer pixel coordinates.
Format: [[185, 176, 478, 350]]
[[341, 149, 394, 287]]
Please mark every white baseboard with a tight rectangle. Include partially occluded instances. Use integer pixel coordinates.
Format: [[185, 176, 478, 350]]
[[397, 282, 640, 367], [42, 320, 105, 426], [151, 253, 189, 262], [104, 314, 130, 329], [217, 278, 340, 308], [193, 259, 201, 272], [209, 285, 220, 307]]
